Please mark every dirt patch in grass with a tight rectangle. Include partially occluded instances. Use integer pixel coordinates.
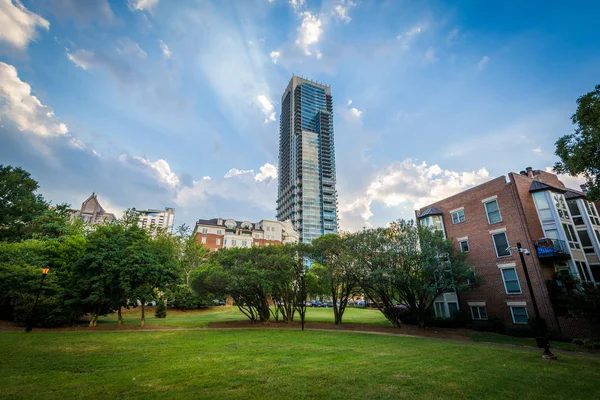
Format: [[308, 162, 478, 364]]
[[207, 320, 474, 341]]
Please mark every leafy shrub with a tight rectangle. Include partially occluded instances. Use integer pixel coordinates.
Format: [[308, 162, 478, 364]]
[[168, 285, 205, 310], [155, 298, 167, 318], [573, 338, 600, 350]]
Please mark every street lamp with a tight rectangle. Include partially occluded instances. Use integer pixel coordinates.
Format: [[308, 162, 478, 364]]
[[513, 243, 557, 360], [300, 268, 306, 331], [25, 265, 50, 333]]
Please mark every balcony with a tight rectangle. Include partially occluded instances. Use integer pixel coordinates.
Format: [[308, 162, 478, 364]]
[[534, 239, 570, 260]]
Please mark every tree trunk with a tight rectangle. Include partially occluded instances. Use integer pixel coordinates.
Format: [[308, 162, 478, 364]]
[[141, 302, 145, 327], [117, 306, 123, 326]]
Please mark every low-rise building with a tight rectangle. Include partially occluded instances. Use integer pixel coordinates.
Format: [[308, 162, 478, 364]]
[[71, 192, 116, 225], [193, 218, 299, 251], [136, 207, 175, 232], [417, 167, 600, 338]]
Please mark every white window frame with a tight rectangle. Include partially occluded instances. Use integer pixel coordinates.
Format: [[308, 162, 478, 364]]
[[202, 228, 208, 234], [451, 208, 466, 224], [216, 238, 221, 246], [577, 229, 595, 254], [459, 238, 470, 253], [470, 306, 488, 320], [483, 199, 502, 224], [217, 230, 223, 235], [500, 267, 522, 294], [232, 239, 236, 246], [492, 231, 511, 258], [552, 192, 570, 220], [575, 261, 591, 282], [201, 237, 207, 244], [510, 306, 529, 324], [562, 223, 581, 249], [584, 201, 600, 226]]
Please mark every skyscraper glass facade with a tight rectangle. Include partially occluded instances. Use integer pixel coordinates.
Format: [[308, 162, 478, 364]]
[[277, 76, 338, 243]]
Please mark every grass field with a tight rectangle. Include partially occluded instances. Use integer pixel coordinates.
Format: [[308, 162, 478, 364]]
[[97, 306, 392, 328], [1, 329, 599, 399]]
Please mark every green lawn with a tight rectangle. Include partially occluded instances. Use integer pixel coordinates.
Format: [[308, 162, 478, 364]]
[[1, 330, 598, 399], [468, 332, 592, 353], [97, 306, 392, 328]]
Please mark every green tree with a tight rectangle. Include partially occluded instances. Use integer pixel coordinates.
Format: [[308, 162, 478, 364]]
[[352, 220, 476, 328], [310, 234, 359, 325], [554, 84, 600, 200], [155, 297, 167, 318], [0, 165, 48, 241]]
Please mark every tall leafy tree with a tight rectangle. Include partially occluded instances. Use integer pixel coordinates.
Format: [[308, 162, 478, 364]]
[[0, 165, 48, 241], [310, 234, 359, 325], [352, 220, 476, 327], [555, 84, 600, 200]]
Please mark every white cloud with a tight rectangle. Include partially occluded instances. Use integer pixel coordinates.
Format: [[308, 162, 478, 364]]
[[347, 99, 352, 106], [0, 62, 68, 136], [128, 0, 159, 13], [338, 159, 490, 231], [224, 168, 254, 178], [532, 147, 542, 154], [255, 162, 278, 182], [117, 37, 147, 59], [159, 40, 171, 59], [477, 55, 490, 72], [257, 95, 276, 123], [350, 107, 363, 118], [424, 47, 438, 63], [296, 11, 322, 56], [333, 0, 356, 23], [66, 49, 95, 70], [130, 156, 180, 187], [289, 0, 306, 12], [269, 50, 280, 64], [396, 24, 425, 50], [176, 162, 279, 216], [0, 0, 49, 50]]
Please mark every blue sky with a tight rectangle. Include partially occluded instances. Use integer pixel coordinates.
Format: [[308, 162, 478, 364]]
[[1, 0, 599, 231]]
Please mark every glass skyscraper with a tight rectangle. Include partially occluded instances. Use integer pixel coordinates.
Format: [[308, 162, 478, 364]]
[[277, 76, 338, 243]]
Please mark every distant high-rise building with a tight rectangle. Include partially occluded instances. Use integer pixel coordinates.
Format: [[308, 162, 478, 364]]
[[277, 76, 338, 242], [137, 208, 175, 232]]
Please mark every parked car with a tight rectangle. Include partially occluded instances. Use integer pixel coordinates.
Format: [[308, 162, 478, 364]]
[[394, 304, 408, 311], [305, 301, 312, 307], [313, 301, 322, 307], [326, 301, 334, 308]]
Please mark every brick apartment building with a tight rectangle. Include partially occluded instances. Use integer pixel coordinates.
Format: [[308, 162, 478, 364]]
[[417, 167, 600, 338], [193, 218, 299, 251]]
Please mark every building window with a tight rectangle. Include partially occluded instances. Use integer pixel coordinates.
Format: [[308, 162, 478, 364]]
[[459, 239, 470, 253], [232, 239, 237, 246], [532, 192, 553, 221], [501, 267, 522, 294], [492, 232, 510, 257], [470, 306, 488, 320], [266, 226, 270, 231], [451, 209, 466, 224], [217, 230, 223, 235], [510, 306, 529, 324], [254, 234, 260, 239], [553, 193, 570, 220], [434, 302, 446, 318], [562, 223, 580, 249], [577, 230, 595, 254], [201, 237, 207, 244], [568, 201, 585, 226], [584, 201, 600, 226], [202, 228, 208, 234], [596, 230, 600, 245], [224, 239, 227, 245], [242, 240, 247, 247], [484, 199, 502, 224], [575, 261, 591, 282], [216, 238, 221, 245]]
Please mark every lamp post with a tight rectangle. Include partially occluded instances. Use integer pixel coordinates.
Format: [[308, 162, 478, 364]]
[[25, 265, 50, 333], [300, 267, 306, 331], [515, 243, 557, 360]]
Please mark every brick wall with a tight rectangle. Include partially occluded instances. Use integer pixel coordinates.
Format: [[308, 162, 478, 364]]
[[195, 233, 224, 251], [417, 175, 554, 329]]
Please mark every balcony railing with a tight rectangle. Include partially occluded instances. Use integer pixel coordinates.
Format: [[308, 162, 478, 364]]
[[534, 238, 570, 259]]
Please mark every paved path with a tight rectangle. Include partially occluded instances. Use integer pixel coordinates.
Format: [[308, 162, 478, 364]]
[[4, 325, 599, 359]]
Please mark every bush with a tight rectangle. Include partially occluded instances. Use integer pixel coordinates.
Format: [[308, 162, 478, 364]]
[[155, 298, 167, 318], [168, 285, 205, 310], [573, 338, 600, 350]]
